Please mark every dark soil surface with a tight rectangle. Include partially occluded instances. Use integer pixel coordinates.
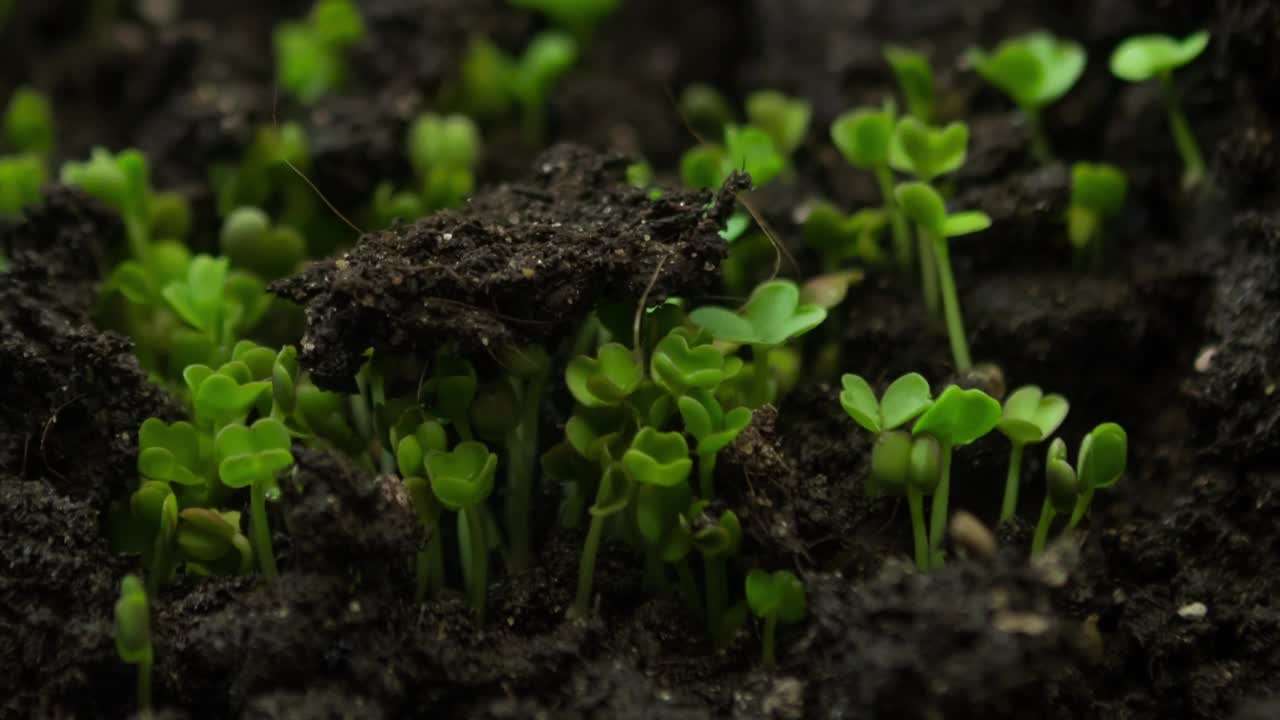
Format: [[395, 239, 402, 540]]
[[4, 0, 1280, 719]]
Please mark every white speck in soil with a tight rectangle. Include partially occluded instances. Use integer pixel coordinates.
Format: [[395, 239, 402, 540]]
[[1178, 601, 1208, 619]]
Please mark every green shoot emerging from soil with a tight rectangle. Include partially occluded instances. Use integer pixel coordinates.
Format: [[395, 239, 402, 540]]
[[802, 202, 886, 270], [396, 420, 449, 600], [1067, 422, 1128, 529], [1110, 31, 1210, 189], [746, 90, 812, 160], [1068, 162, 1128, 270], [456, 32, 578, 143], [745, 569, 806, 668], [427, 441, 499, 622], [968, 31, 1086, 162], [884, 45, 934, 122], [220, 207, 306, 280], [1031, 437, 1079, 556], [830, 104, 911, 270], [216, 418, 295, 578], [5, 86, 53, 158], [996, 386, 1069, 523], [913, 385, 1002, 567], [113, 575, 153, 716], [895, 181, 990, 371], [275, 0, 365, 104]]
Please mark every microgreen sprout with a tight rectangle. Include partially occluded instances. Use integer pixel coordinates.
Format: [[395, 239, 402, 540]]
[[1110, 31, 1210, 188], [496, 344, 552, 572], [509, 0, 619, 40], [1068, 162, 1128, 269], [274, 0, 365, 103], [421, 352, 480, 439], [573, 454, 632, 617], [1067, 422, 1127, 529], [5, 86, 54, 158], [408, 113, 482, 212], [996, 385, 1069, 523], [113, 575, 153, 716], [512, 32, 579, 141], [676, 391, 751, 498], [745, 90, 811, 159], [884, 45, 934, 122], [216, 418, 295, 578], [802, 202, 887, 270], [176, 508, 254, 575], [1031, 437, 1077, 556], [679, 83, 735, 139], [0, 153, 43, 216], [968, 31, 1086, 161], [745, 569, 806, 668], [220, 207, 306, 280], [688, 503, 744, 646], [426, 441, 499, 622], [690, 279, 827, 407], [396, 420, 449, 600], [60, 147, 153, 259], [830, 104, 911, 270], [894, 181, 990, 371], [129, 481, 178, 590], [912, 384, 1002, 566]]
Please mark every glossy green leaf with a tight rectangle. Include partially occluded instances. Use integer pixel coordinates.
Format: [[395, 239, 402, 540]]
[[1045, 437, 1078, 513], [839, 374, 881, 433], [997, 385, 1069, 444], [1078, 422, 1127, 490], [943, 211, 991, 238], [745, 568, 806, 623], [831, 106, 895, 168], [746, 90, 811, 155], [1071, 162, 1128, 217], [970, 32, 1085, 108], [215, 419, 294, 489], [113, 575, 152, 666], [908, 434, 942, 494], [912, 385, 1002, 446], [1110, 31, 1209, 82], [880, 373, 934, 430], [884, 45, 934, 121], [622, 427, 693, 488], [890, 118, 968, 180], [566, 342, 642, 407], [869, 430, 911, 496], [651, 332, 740, 396], [426, 441, 497, 511], [895, 182, 947, 236]]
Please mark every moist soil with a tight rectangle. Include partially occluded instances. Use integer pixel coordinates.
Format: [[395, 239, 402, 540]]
[[3, 1, 1280, 718]]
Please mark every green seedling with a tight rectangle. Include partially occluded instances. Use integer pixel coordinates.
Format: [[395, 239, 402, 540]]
[[680, 83, 735, 139], [968, 32, 1086, 161], [802, 202, 887, 270], [216, 418, 295, 578], [678, 390, 751, 500], [1067, 422, 1127, 528], [220, 207, 306, 280], [176, 508, 254, 575], [113, 575, 153, 716], [689, 279, 827, 408], [567, 342, 643, 408], [0, 153, 44, 215], [895, 182, 990, 371], [493, 344, 553, 572], [622, 427, 693, 488], [511, 31, 579, 141], [870, 430, 942, 569], [129, 481, 179, 590], [996, 385, 1069, 522], [1031, 437, 1077, 556], [1068, 162, 1127, 269], [509, 0, 619, 39], [830, 105, 911, 270], [5, 87, 54, 158], [573, 454, 632, 617], [138, 417, 208, 489], [397, 420, 449, 600], [425, 441, 498, 621], [680, 123, 785, 192], [650, 331, 744, 398], [421, 352, 479, 439], [913, 384, 1002, 566], [407, 113, 482, 212], [164, 255, 272, 360], [884, 45, 934, 122], [687, 503, 744, 646], [745, 569, 806, 667], [275, 0, 365, 103], [1110, 31, 1210, 188], [211, 122, 311, 222], [184, 362, 271, 428], [60, 147, 151, 259], [745, 90, 811, 158], [839, 372, 934, 435]]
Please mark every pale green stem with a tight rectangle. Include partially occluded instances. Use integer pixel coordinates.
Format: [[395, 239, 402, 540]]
[[505, 369, 548, 573], [1024, 106, 1053, 163], [1031, 496, 1057, 557], [251, 479, 277, 579], [1161, 73, 1205, 189], [907, 486, 930, 571], [1068, 486, 1096, 529], [918, 231, 940, 317], [137, 658, 153, 717], [463, 505, 488, 623], [1000, 442, 1025, 523], [761, 612, 778, 668], [928, 443, 954, 566], [574, 511, 606, 617], [930, 233, 972, 372], [876, 164, 912, 272]]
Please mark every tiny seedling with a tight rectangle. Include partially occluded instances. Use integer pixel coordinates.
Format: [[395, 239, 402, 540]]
[[60, 147, 153, 259], [677, 390, 752, 499], [869, 430, 942, 569], [1067, 422, 1127, 528], [1031, 437, 1078, 556], [745, 90, 811, 159], [567, 342, 643, 408], [5, 86, 54, 158], [884, 45, 934, 122], [895, 181, 991, 371], [425, 441, 499, 622], [830, 104, 911, 270], [509, 31, 579, 142], [509, 0, 619, 39], [679, 123, 786, 192], [113, 575, 153, 715], [274, 0, 365, 103], [407, 113, 482, 211], [421, 352, 480, 439], [495, 343, 552, 572], [216, 418, 295, 578], [996, 385, 1069, 522], [0, 153, 44, 216], [689, 279, 827, 408], [176, 508, 254, 575], [745, 569, 806, 668], [220, 206, 306, 279], [129, 481, 179, 590], [1110, 31, 1210, 188], [396, 420, 449, 600], [138, 417, 209, 495], [573, 449, 633, 617], [890, 117, 969, 182], [184, 362, 271, 428], [679, 83, 735, 139], [968, 31, 1086, 161], [1068, 162, 1128, 269], [802, 202, 887, 270], [912, 384, 1002, 566], [650, 331, 744, 399]]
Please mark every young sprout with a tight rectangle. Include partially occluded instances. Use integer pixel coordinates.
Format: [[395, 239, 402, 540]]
[[510, 31, 579, 142], [1031, 438, 1077, 556], [830, 105, 911, 270], [745, 569, 806, 668], [129, 481, 179, 590], [690, 279, 827, 408], [1066, 422, 1127, 528], [894, 182, 990, 371], [220, 207, 306, 280], [1110, 31, 1210, 188], [113, 575, 153, 716], [567, 342, 643, 408], [0, 154, 44, 216], [573, 445, 635, 617], [421, 352, 479, 440], [677, 390, 752, 499], [725, 125, 785, 188], [802, 202, 887, 270], [884, 45, 934, 122], [494, 344, 552, 573], [745, 90, 811, 159], [968, 32, 1086, 162], [509, 0, 619, 39], [679, 83, 735, 140], [274, 0, 365, 104], [396, 420, 449, 600], [184, 363, 271, 429], [912, 385, 1002, 566], [425, 441, 498, 622], [1068, 162, 1128, 269], [216, 418, 296, 578], [996, 386, 1069, 523], [176, 508, 254, 575], [5, 86, 54, 158], [407, 113, 482, 211], [138, 418, 209, 500], [60, 147, 152, 259]]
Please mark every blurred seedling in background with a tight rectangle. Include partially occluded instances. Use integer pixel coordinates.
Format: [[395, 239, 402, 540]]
[[884, 45, 934, 123], [275, 0, 365, 104], [996, 386, 1069, 523], [1067, 162, 1127, 270], [830, 103, 911, 271], [426, 441, 499, 622], [373, 113, 482, 226], [114, 575, 153, 716], [745, 569, 806, 668], [1, 87, 53, 216], [1030, 422, 1127, 555], [1110, 31, 1210, 189], [509, 0, 620, 41], [454, 31, 578, 144], [220, 207, 306, 280]]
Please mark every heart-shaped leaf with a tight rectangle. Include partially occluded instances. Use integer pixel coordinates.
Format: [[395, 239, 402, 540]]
[[830, 105, 895, 168], [838, 374, 881, 433], [194, 372, 271, 425], [724, 125, 784, 188], [913, 385, 1002, 446], [623, 427, 693, 488], [566, 343, 642, 407], [138, 418, 203, 485], [943, 211, 991, 238], [895, 182, 947, 236], [1110, 31, 1209, 83], [425, 441, 497, 511], [651, 332, 739, 396], [880, 373, 933, 430], [891, 118, 968, 180], [1078, 422, 1127, 490], [216, 418, 294, 489], [997, 385, 1069, 444], [1045, 438, 1078, 513], [745, 90, 811, 155]]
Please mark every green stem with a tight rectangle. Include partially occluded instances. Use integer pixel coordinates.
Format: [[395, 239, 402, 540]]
[[1024, 106, 1053, 163], [251, 479, 277, 579], [137, 659, 152, 716], [574, 511, 606, 617], [907, 486, 929, 571], [124, 212, 149, 263], [928, 443, 954, 566], [930, 233, 972, 372], [505, 370, 548, 573], [705, 554, 728, 645], [675, 557, 702, 617], [1000, 442, 1025, 523], [761, 612, 778, 668], [917, 230, 940, 317], [876, 164, 912, 272], [1067, 208, 1100, 272], [699, 452, 718, 500], [462, 505, 488, 623], [749, 344, 774, 408], [1031, 496, 1057, 557], [1068, 486, 1095, 529], [1161, 73, 1205, 189]]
